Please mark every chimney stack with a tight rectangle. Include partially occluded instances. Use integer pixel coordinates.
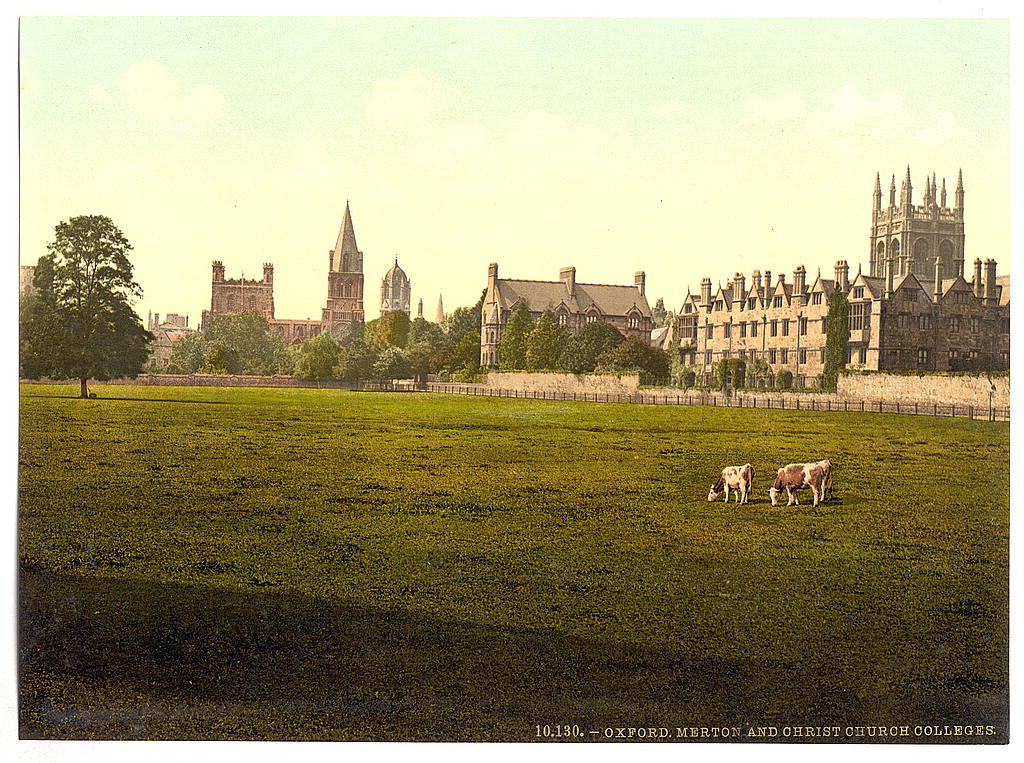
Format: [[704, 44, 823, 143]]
[[885, 257, 895, 299], [834, 260, 849, 293], [984, 259, 997, 304], [634, 271, 646, 297], [763, 270, 772, 303], [700, 277, 712, 308], [973, 258, 983, 299], [487, 263, 499, 294], [792, 265, 806, 304], [933, 257, 943, 303], [733, 272, 746, 308], [560, 266, 576, 296]]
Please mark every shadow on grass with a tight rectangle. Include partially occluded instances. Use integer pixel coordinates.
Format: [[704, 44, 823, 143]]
[[19, 566, 1007, 742], [20, 394, 233, 405]]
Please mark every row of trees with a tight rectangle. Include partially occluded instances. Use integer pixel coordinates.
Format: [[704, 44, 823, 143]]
[[495, 303, 670, 383]]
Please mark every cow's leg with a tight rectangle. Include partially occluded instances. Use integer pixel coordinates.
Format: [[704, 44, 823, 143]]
[[723, 484, 730, 503], [811, 484, 820, 507]]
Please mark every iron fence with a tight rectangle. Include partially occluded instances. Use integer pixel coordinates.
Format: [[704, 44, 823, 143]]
[[423, 383, 1009, 421]]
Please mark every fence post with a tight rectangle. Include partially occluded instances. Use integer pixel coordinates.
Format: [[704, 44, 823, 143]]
[[896, 402, 900, 414], [969, 405, 973, 420]]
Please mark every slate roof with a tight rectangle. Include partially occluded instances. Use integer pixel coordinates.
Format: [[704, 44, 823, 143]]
[[496, 279, 651, 317]]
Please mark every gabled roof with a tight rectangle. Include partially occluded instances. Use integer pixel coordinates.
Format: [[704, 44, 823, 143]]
[[849, 274, 884, 299], [996, 275, 1010, 306], [892, 271, 929, 294], [496, 278, 651, 317]]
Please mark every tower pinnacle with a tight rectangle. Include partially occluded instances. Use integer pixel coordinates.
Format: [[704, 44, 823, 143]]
[[331, 201, 361, 273]]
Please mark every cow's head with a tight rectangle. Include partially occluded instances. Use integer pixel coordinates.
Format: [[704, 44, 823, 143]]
[[768, 487, 780, 506], [707, 486, 722, 502]]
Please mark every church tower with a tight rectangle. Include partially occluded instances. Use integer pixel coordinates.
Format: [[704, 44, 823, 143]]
[[868, 167, 965, 280], [321, 201, 365, 335]]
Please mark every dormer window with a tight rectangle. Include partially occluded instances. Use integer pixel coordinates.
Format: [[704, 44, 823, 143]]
[[853, 287, 864, 299], [748, 297, 756, 309], [715, 300, 724, 311], [773, 296, 783, 308], [812, 292, 823, 305]]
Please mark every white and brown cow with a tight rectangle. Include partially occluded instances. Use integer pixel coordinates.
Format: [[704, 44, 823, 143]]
[[769, 460, 833, 507], [707, 463, 754, 504]]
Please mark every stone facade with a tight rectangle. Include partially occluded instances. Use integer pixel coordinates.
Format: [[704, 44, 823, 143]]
[[838, 372, 1008, 410], [486, 371, 641, 395], [480, 264, 653, 367], [676, 169, 1010, 387], [380, 258, 411, 316], [201, 262, 276, 330], [20, 265, 36, 296]]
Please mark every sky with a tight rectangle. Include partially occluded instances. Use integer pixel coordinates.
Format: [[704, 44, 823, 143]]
[[18, 17, 1011, 326]]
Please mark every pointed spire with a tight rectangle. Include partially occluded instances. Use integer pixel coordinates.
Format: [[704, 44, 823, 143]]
[[955, 168, 964, 210], [873, 172, 882, 210], [923, 175, 931, 204], [902, 165, 912, 205], [889, 174, 897, 206], [435, 293, 445, 324], [941, 177, 947, 207], [332, 200, 360, 272]]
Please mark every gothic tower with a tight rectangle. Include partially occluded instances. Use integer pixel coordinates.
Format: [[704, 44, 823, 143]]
[[869, 167, 965, 280], [321, 201, 365, 335]]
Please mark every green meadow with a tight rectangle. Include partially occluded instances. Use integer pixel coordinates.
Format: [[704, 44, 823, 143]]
[[18, 383, 1009, 741]]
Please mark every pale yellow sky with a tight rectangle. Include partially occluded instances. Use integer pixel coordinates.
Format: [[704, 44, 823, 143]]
[[19, 17, 1011, 325]]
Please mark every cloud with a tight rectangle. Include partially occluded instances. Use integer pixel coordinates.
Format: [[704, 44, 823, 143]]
[[365, 69, 451, 132], [807, 85, 901, 136], [108, 59, 226, 125], [741, 91, 806, 128]]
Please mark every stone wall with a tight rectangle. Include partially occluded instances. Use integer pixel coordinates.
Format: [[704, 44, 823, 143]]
[[486, 371, 641, 395], [837, 372, 1009, 409]]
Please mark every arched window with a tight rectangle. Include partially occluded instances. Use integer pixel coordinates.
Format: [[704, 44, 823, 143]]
[[939, 239, 954, 268], [913, 239, 929, 275]]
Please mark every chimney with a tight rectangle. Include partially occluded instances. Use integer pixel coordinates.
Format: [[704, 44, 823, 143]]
[[487, 262, 499, 294], [751, 269, 762, 294], [154, 312, 160, 328], [634, 271, 646, 297], [984, 259, 997, 304], [733, 272, 746, 308], [560, 266, 576, 296], [834, 260, 849, 293], [973, 258, 983, 298], [700, 277, 712, 308], [792, 265, 806, 304], [933, 257, 943, 303], [263, 263, 274, 284], [885, 257, 895, 299], [212, 261, 225, 282], [763, 270, 772, 303]]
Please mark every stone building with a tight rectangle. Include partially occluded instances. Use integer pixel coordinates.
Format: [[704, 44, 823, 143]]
[[480, 263, 653, 367], [145, 311, 197, 368], [380, 257, 411, 316], [20, 265, 36, 296], [676, 169, 1010, 386], [321, 201, 365, 336]]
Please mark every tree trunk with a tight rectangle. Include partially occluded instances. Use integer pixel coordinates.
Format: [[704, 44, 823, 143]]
[[80, 377, 89, 398]]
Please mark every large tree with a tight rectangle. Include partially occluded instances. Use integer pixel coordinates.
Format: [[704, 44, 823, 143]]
[[167, 332, 208, 374], [498, 302, 533, 369], [365, 310, 411, 350], [596, 336, 670, 384], [822, 291, 851, 390], [204, 312, 291, 375], [559, 320, 625, 374], [525, 310, 562, 370], [294, 332, 341, 381], [20, 215, 152, 397]]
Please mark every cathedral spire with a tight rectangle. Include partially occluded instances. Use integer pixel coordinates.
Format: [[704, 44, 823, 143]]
[[955, 168, 964, 210], [331, 201, 361, 273], [901, 165, 913, 206], [889, 174, 897, 206], [873, 172, 882, 210], [941, 176, 947, 207]]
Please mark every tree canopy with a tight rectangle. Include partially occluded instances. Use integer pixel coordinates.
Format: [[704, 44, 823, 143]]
[[525, 310, 562, 370], [558, 320, 625, 374], [596, 336, 670, 384], [20, 215, 152, 397], [498, 302, 533, 369]]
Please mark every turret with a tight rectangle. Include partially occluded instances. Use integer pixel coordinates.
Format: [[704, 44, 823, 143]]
[[889, 174, 897, 207], [940, 177, 947, 208], [212, 260, 225, 282], [488, 263, 499, 295], [933, 257, 943, 304], [634, 271, 646, 297], [900, 165, 913, 207], [973, 258, 984, 299], [417, 298, 424, 319], [263, 263, 274, 284]]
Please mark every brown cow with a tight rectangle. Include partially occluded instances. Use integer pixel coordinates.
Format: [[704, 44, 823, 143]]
[[708, 463, 754, 504], [769, 460, 833, 507]]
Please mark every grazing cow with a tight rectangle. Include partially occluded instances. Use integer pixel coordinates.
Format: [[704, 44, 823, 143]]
[[707, 463, 755, 504], [769, 460, 833, 507]]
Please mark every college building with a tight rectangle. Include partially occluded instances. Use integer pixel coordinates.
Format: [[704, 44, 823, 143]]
[[675, 168, 1010, 387]]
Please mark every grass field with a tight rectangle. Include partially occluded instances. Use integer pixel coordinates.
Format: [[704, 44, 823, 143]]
[[17, 383, 1009, 741]]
